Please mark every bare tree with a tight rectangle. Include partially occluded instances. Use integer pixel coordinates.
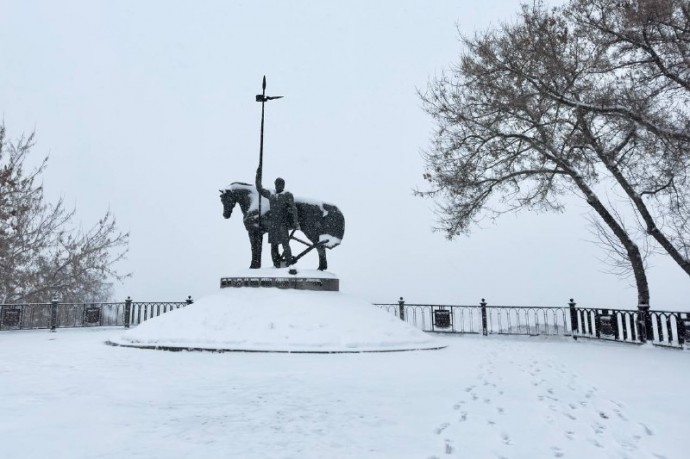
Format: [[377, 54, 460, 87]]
[[563, 0, 690, 276], [419, 3, 652, 307], [0, 125, 129, 303]]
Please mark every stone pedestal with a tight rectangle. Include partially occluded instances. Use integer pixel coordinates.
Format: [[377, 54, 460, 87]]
[[220, 268, 339, 292], [220, 276, 338, 291]]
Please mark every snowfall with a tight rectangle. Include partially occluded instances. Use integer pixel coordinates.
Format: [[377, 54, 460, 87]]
[[1, 287, 688, 458]]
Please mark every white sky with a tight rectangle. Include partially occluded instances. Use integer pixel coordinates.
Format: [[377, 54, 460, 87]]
[[2, 0, 689, 309]]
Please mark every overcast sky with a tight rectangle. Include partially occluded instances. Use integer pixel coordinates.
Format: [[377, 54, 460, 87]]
[[2, 0, 689, 309]]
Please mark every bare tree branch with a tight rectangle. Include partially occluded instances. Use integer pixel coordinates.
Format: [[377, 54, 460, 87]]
[[0, 125, 130, 303]]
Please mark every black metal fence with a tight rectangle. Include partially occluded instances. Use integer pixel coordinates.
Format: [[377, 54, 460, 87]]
[[374, 298, 690, 349], [0, 296, 192, 331], [570, 305, 689, 348], [3, 294, 688, 349], [124, 297, 193, 327]]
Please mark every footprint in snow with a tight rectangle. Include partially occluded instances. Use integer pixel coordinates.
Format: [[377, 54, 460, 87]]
[[640, 423, 654, 436], [592, 422, 605, 435], [444, 440, 454, 455], [588, 438, 604, 448], [614, 409, 629, 420], [435, 422, 450, 435], [551, 446, 565, 457]]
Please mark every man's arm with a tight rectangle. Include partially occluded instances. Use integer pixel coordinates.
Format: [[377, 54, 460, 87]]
[[255, 168, 271, 199]]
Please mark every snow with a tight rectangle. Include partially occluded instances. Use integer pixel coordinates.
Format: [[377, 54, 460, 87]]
[[0, 330, 686, 459], [224, 182, 335, 217], [109, 287, 440, 352], [296, 196, 334, 217], [319, 234, 341, 248]]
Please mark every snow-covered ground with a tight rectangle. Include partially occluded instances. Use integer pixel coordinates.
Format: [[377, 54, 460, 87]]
[[0, 328, 687, 459]]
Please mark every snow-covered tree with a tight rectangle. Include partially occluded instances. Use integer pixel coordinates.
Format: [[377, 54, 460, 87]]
[[0, 125, 128, 303]]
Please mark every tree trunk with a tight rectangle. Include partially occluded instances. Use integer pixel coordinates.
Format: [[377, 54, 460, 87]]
[[567, 173, 650, 308], [604, 158, 690, 278], [576, 115, 690, 279]]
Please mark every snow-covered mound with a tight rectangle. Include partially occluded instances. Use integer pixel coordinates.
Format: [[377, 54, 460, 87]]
[[109, 288, 442, 353]]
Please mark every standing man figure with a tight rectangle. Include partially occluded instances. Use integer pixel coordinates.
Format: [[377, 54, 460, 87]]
[[256, 168, 300, 267]]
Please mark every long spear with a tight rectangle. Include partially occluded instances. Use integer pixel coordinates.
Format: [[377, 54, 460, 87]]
[[255, 76, 283, 226]]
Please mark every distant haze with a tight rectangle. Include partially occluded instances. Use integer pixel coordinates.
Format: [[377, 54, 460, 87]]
[[1, 0, 688, 309]]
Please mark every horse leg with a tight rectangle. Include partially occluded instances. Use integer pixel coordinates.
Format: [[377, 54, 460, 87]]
[[249, 231, 262, 269], [317, 246, 327, 271]]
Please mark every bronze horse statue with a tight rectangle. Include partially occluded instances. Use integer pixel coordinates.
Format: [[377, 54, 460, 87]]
[[220, 182, 345, 270]]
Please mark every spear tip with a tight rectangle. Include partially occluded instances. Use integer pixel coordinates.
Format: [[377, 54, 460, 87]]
[[262, 76, 266, 90]]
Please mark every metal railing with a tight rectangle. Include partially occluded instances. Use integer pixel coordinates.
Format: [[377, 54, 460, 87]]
[[124, 297, 193, 327], [570, 306, 688, 348], [374, 298, 570, 336], [0, 296, 193, 331], [374, 298, 689, 348], [3, 294, 688, 349]]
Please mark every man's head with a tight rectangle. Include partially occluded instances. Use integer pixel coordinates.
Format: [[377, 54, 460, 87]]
[[275, 177, 285, 193]]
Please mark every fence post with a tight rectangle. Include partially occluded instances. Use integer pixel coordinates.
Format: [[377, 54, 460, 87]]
[[186, 296, 193, 305], [637, 304, 652, 343], [50, 297, 59, 332], [568, 298, 578, 340], [677, 314, 686, 347], [398, 297, 405, 321], [124, 297, 132, 329], [481, 298, 488, 336]]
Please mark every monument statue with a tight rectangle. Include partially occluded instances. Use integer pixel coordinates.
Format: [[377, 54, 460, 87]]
[[255, 169, 299, 267], [219, 76, 345, 271], [220, 183, 345, 270]]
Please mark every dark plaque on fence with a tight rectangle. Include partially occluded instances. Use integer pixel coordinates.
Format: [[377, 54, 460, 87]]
[[598, 311, 617, 339], [2, 308, 21, 328], [683, 319, 690, 340], [434, 309, 452, 329], [84, 307, 101, 325]]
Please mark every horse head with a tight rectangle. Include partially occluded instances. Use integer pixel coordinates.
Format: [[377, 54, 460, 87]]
[[220, 189, 236, 219]]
